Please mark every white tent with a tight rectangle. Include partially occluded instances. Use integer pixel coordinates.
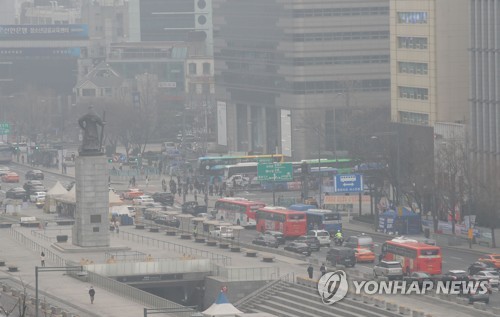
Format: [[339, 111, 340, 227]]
[[203, 292, 242, 317], [46, 181, 68, 197], [57, 185, 76, 204]]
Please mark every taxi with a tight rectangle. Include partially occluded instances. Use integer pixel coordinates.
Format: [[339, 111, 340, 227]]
[[121, 188, 144, 200], [1, 172, 20, 183], [354, 247, 375, 263], [478, 254, 500, 269]]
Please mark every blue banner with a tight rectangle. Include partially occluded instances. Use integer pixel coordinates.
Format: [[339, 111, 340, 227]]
[[334, 174, 363, 193], [0, 24, 88, 40]]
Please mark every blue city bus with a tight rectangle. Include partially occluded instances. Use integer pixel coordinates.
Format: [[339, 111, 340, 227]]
[[290, 204, 342, 234], [289, 204, 317, 212]]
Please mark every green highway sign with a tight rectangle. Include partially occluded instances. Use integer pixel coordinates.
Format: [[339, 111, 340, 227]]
[[257, 157, 273, 163], [257, 162, 293, 181], [0, 123, 10, 135]]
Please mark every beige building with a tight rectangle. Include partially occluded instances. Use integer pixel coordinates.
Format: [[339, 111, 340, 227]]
[[390, 0, 469, 126]]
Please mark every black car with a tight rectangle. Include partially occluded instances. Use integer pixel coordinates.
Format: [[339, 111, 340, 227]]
[[468, 261, 498, 275], [252, 235, 279, 248], [25, 170, 44, 180], [264, 231, 286, 244], [154, 215, 180, 227], [441, 270, 469, 282], [404, 272, 435, 287], [23, 180, 43, 192], [182, 201, 199, 214], [6, 187, 27, 200], [151, 192, 174, 206], [326, 247, 356, 267], [284, 242, 311, 256], [296, 236, 321, 251]]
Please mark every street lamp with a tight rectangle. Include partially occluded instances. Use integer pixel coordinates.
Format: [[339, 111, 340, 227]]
[[371, 131, 400, 206], [35, 266, 84, 317], [295, 127, 323, 207]]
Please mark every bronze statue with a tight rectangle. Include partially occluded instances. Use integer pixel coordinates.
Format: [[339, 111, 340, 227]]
[[78, 106, 104, 155]]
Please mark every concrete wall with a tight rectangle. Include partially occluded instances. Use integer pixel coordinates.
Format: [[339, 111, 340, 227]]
[[204, 276, 269, 310]]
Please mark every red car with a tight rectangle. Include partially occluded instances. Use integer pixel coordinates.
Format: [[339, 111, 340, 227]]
[[121, 188, 144, 200], [2, 172, 19, 183]]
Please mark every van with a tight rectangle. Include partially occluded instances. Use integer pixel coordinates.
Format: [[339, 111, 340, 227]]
[[307, 230, 331, 246], [344, 234, 374, 251], [326, 247, 356, 267]]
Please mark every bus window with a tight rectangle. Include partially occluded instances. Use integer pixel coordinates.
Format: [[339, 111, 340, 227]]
[[419, 249, 440, 256]]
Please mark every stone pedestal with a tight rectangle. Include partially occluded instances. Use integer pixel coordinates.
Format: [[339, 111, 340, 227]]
[[72, 155, 109, 247]]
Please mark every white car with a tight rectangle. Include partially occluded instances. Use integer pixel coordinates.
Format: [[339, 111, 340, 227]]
[[132, 195, 155, 205], [0, 165, 10, 176], [226, 175, 250, 188], [210, 226, 234, 239], [473, 271, 500, 288], [307, 229, 331, 246], [30, 192, 46, 203]]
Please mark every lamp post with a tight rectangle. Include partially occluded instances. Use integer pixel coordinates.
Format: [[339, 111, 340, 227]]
[[371, 131, 400, 206], [35, 266, 84, 317]]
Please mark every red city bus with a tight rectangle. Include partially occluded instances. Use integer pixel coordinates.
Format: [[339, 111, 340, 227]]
[[256, 206, 307, 238], [381, 238, 442, 275], [214, 197, 265, 228]]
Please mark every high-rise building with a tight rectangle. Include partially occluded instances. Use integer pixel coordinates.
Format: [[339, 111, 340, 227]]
[[470, 0, 500, 170], [213, 0, 390, 160], [390, 0, 469, 126]]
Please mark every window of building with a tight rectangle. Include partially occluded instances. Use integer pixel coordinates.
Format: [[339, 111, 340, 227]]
[[293, 6, 389, 18], [398, 86, 429, 100], [397, 37, 428, 49], [292, 31, 389, 42], [398, 62, 428, 75], [82, 88, 96, 97], [399, 111, 429, 125], [293, 55, 389, 66], [203, 62, 211, 75], [188, 63, 197, 75], [397, 12, 428, 24]]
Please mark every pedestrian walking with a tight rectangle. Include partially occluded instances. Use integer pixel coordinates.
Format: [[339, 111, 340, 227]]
[[194, 190, 198, 202], [132, 176, 136, 187], [115, 221, 119, 234], [40, 252, 45, 267], [88, 286, 96, 304], [320, 263, 327, 277], [307, 264, 314, 279], [145, 175, 149, 187], [21, 155, 24, 164]]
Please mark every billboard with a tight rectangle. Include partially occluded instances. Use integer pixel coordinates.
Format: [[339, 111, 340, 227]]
[[0, 24, 89, 40], [280, 109, 292, 157], [217, 101, 227, 146], [334, 174, 364, 193]]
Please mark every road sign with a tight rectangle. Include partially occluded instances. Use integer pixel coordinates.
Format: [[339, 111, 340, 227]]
[[257, 157, 273, 163], [257, 162, 293, 181], [0, 123, 10, 135], [334, 174, 364, 193]]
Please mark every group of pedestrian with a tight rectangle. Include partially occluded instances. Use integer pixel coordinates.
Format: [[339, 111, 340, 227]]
[[307, 263, 328, 279]]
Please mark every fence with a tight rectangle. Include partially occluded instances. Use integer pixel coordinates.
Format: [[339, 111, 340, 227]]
[[118, 231, 232, 266], [216, 266, 280, 282], [85, 259, 212, 276], [10, 227, 66, 267]]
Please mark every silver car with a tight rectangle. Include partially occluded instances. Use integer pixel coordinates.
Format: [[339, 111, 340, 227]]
[[473, 270, 500, 288], [373, 260, 404, 280]]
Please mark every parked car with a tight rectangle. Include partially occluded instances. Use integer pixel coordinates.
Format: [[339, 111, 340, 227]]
[[478, 254, 500, 269], [284, 242, 311, 256], [0, 166, 10, 176], [354, 248, 375, 263], [441, 270, 469, 282], [6, 187, 27, 200], [468, 261, 497, 275], [2, 172, 19, 183], [307, 230, 331, 246], [373, 260, 404, 280], [264, 231, 286, 244], [344, 234, 374, 251], [472, 271, 500, 288], [23, 180, 43, 192], [121, 188, 144, 200], [326, 247, 356, 267], [154, 215, 180, 228], [403, 272, 434, 287], [132, 195, 155, 205], [295, 235, 321, 251], [26, 185, 46, 196], [25, 170, 44, 180], [30, 191, 46, 203], [151, 192, 174, 206], [252, 235, 279, 248], [209, 226, 234, 239]]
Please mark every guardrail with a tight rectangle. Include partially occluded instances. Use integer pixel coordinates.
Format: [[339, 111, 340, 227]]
[[216, 265, 280, 282], [10, 227, 66, 267], [118, 231, 231, 266]]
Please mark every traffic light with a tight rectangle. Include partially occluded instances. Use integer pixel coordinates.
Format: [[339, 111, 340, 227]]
[[35, 145, 39, 150], [108, 158, 113, 163]]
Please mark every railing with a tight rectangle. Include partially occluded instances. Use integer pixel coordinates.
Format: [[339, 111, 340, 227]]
[[216, 265, 280, 282], [85, 259, 212, 276], [10, 227, 66, 267], [234, 272, 294, 307], [118, 231, 231, 266]]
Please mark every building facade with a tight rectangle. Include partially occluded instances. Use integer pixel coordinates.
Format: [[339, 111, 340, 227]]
[[390, 0, 469, 126], [213, 0, 390, 160], [470, 0, 500, 171]]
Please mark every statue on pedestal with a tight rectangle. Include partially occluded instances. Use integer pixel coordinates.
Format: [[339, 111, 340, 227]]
[[78, 106, 105, 156]]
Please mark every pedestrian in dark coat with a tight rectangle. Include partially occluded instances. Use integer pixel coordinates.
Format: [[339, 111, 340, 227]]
[[307, 264, 314, 279], [89, 286, 96, 304]]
